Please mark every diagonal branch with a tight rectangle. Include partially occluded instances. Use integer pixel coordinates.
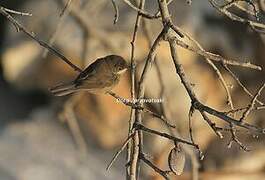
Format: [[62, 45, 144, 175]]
[[0, 6, 82, 73]]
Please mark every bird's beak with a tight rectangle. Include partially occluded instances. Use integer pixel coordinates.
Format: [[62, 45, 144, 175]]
[[117, 68, 128, 74]]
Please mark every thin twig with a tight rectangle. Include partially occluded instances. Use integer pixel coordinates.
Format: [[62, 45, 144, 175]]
[[126, 0, 144, 177], [172, 25, 235, 109], [142, 18, 175, 129], [240, 83, 265, 121], [131, 26, 165, 179], [227, 122, 249, 151], [209, 0, 265, 31], [59, 0, 117, 51], [3, 7, 32, 16], [107, 132, 135, 171], [144, 109, 176, 128], [223, 64, 264, 105], [0, 6, 82, 73], [111, 0, 119, 24], [172, 37, 262, 70], [225, 105, 265, 115], [200, 111, 224, 138], [122, 0, 160, 19], [158, 0, 265, 139], [193, 101, 265, 134], [42, 1, 71, 59], [135, 123, 200, 148], [140, 153, 170, 180], [188, 107, 196, 146], [143, 18, 200, 180], [107, 91, 176, 129], [60, 0, 73, 17]]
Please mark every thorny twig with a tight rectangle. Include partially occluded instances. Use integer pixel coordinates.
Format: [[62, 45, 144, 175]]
[[159, 0, 264, 151], [240, 83, 265, 121], [222, 64, 265, 106], [126, 0, 144, 178], [131, 27, 165, 179], [124, 0, 265, 179]]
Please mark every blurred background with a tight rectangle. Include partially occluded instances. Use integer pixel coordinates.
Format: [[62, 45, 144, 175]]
[[0, 0, 265, 179]]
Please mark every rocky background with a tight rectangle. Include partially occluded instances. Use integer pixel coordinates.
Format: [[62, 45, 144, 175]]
[[0, 0, 265, 179]]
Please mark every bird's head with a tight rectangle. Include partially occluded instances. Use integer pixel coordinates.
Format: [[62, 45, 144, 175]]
[[107, 55, 129, 75]]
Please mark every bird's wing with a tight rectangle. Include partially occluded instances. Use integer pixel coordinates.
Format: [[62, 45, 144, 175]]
[[79, 72, 117, 89], [73, 58, 117, 91], [74, 58, 104, 83]]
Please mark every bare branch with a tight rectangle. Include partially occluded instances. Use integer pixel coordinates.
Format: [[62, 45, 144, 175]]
[[122, 0, 160, 19], [140, 153, 170, 180], [222, 64, 265, 106], [240, 83, 265, 122], [107, 132, 135, 171], [0, 6, 82, 73], [158, 0, 265, 140], [200, 111, 224, 138], [126, 0, 144, 177], [172, 37, 262, 70], [135, 123, 200, 148], [209, 0, 265, 31], [194, 101, 265, 134]]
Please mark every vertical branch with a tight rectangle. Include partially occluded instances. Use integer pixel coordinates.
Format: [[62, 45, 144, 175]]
[[157, 0, 198, 102], [127, 0, 145, 179], [130, 28, 164, 180]]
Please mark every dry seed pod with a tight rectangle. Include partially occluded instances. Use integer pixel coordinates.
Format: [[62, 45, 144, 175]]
[[168, 145, 185, 175]]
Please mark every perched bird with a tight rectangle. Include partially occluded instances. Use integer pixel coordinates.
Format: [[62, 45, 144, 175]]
[[50, 55, 128, 96]]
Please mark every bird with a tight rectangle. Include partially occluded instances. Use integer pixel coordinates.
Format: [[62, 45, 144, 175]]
[[50, 55, 128, 96]]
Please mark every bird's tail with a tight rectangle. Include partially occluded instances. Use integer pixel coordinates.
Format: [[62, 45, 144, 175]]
[[49, 81, 77, 96]]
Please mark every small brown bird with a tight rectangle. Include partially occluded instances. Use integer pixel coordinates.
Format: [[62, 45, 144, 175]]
[[50, 55, 128, 96]]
